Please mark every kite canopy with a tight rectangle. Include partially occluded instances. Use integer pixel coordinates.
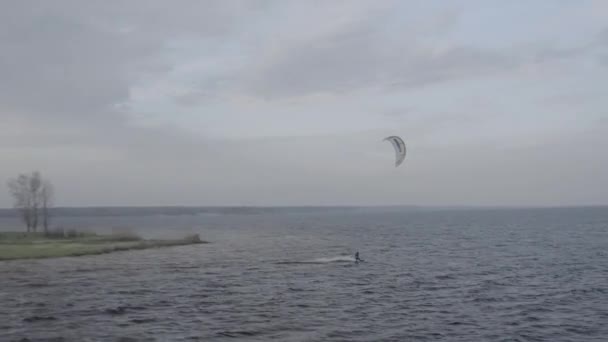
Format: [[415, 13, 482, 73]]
[[383, 136, 406, 167]]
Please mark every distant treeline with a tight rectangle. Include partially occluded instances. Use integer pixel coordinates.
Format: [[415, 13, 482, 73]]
[[1, 205, 603, 219], [0, 206, 403, 218]]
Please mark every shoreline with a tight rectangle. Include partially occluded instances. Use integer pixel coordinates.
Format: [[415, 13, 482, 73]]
[[0, 231, 207, 261]]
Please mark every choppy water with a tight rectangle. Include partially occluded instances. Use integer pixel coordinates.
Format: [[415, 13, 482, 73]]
[[1, 207, 607, 341]]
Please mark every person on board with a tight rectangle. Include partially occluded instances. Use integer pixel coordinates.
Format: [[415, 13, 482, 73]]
[[355, 251, 363, 263]]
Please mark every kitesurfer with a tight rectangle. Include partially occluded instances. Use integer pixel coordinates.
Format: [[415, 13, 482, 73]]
[[355, 251, 363, 263]]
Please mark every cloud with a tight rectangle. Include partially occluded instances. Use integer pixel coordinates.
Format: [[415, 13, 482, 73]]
[[1, 2, 151, 119], [599, 27, 608, 45], [160, 3, 606, 106], [0, 0, 266, 128], [218, 5, 515, 99], [1, 1, 607, 207], [0, 0, 256, 168], [2, 1, 603, 127]]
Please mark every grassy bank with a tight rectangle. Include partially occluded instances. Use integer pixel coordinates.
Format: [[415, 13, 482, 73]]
[[0, 231, 206, 261]]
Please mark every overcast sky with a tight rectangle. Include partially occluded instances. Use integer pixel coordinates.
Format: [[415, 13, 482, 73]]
[[1, 0, 607, 207]]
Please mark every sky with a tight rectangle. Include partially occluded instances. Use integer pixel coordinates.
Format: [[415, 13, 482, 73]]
[[0, 0, 607, 207]]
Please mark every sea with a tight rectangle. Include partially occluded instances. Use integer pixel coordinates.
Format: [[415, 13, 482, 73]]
[[0, 206, 606, 341]]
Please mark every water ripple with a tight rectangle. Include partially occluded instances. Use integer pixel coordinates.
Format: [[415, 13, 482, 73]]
[[0, 208, 607, 341]]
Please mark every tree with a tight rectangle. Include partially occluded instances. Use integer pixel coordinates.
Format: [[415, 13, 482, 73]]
[[7, 174, 33, 232], [41, 180, 54, 234], [29, 171, 42, 232], [7, 171, 54, 233]]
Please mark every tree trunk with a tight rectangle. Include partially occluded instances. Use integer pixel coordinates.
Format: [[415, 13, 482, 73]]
[[41, 180, 53, 235], [23, 208, 32, 233], [32, 207, 38, 232], [42, 206, 49, 235]]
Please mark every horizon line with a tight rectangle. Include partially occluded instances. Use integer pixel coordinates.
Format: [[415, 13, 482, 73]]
[[1, 204, 607, 211]]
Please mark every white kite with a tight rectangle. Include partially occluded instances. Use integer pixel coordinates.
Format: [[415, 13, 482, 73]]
[[383, 136, 406, 167]]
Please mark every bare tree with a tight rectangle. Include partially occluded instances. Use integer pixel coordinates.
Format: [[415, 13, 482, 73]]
[[29, 171, 42, 232], [7, 174, 33, 232], [41, 180, 54, 234], [6, 171, 53, 234]]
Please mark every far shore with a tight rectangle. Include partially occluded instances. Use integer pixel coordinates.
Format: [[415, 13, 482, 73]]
[[0, 230, 207, 261]]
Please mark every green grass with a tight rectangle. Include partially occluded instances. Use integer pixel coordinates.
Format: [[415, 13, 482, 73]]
[[0, 231, 206, 261]]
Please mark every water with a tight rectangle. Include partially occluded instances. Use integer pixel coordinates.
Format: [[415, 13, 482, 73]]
[[1, 207, 607, 341]]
